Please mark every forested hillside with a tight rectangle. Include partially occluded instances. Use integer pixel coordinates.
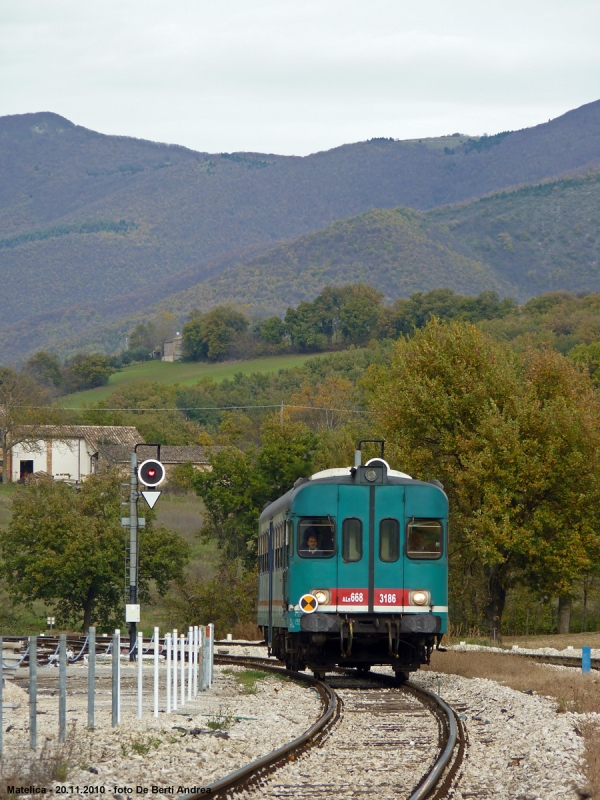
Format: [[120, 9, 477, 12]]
[[30, 171, 600, 360], [3, 100, 600, 361], [429, 174, 600, 298]]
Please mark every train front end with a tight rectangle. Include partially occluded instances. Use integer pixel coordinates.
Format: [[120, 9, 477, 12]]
[[258, 453, 448, 680]]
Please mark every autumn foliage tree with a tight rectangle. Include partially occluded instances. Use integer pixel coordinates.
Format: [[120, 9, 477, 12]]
[[0, 472, 190, 631], [0, 367, 59, 484], [193, 414, 317, 566], [363, 319, 600, 639]]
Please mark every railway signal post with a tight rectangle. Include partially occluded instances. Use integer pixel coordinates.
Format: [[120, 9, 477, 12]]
[[124, 445, 165, 660]]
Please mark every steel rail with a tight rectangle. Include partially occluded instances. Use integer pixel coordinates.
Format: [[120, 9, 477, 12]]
[[181, 655, 338, 800], [404, 682, 460, 800], [186, 655, 461, 800], [333, 666, 462, 800]]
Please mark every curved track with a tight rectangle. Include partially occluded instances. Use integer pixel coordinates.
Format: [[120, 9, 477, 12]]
[[180, 655, 464, 800]]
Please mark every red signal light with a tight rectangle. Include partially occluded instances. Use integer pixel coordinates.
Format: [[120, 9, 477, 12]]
[[138, 459, 165, 487]]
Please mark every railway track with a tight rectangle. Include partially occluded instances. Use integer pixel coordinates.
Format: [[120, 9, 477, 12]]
[[5, 634, 599, 673], [179, 655, 464, 800]]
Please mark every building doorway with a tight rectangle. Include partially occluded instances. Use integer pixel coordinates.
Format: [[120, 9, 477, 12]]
[[20, 460, 34, 480]]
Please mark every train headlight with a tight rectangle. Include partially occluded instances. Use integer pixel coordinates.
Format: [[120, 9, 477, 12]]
[[409, 590, 431, 606], [365, 468, 378, 482], [312, 589, 331, 605]]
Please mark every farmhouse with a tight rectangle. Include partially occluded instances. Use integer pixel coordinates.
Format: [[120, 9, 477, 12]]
[[6, 425, 143, 483], [97, 443, 216, 480], [3, 425, 218, 484]]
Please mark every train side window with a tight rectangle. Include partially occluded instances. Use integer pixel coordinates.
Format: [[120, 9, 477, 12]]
[[342, 518, 362, 562], [298, 517, 335, 558], [259, 530, 268, 573], [407, 519, 443, 559], [379, 518, 399, 562], [287, 520, 294, 558]]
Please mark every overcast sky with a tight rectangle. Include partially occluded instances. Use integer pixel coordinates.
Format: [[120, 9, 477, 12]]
[[1, 0, 599, 156]]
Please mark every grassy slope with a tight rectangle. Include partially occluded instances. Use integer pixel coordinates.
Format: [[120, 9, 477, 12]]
[[59, 352, 320, 406]]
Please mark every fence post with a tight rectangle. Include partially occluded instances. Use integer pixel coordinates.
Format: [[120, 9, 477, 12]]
[[583, 646, 591, 673], [188, 627, 193, 702], [29, 636, 37, 750], [59, 634, 66, 743], [0, 635, 3, 758], [166, 633, 171, 714], [198, 627, 204, 691], [88, 627, 96, 730], [193, 626, 198, 697], [208, 623, 214, 687], [154, 627, 159, 718], [172, 629, 178, 711], [137, 631, 143, 719], [180, 634, 185, 707], [112, 632, 119, 727], [201, 627, 209, 691], [117, 629, 121, 724]]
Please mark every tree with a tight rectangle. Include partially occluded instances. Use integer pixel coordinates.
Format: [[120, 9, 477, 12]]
[[167, 562, 258, 637], [363, 319, 600, 639], [129, 311, 179, 356], [339, 294, 382, 345], [182, 316, 206, 360], [64, 353, 114, 391], [182, 306, 248, 361], [0, 368, 57, 484], [0, 472, 189, 631], [258, 316, 286, 345], [193, 415, 317, 566], [24, 351, 63, 390]]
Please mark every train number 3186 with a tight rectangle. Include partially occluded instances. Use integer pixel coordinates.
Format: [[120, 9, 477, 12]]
[[378, 593, 397, 604]]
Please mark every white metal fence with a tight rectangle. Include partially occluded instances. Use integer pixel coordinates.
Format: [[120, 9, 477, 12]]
[[0, 624, 215, 752]]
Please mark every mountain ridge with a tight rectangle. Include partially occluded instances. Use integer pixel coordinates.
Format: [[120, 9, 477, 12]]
[[3, 100, 600, 361]]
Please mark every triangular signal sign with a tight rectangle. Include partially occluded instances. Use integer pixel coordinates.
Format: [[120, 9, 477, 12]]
[[141, 491, 161, 509]]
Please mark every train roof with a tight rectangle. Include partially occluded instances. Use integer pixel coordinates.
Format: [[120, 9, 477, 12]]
[[259, 465, 446, 524]]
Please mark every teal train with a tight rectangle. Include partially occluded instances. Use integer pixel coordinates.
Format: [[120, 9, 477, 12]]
[[257, 441, 448, 680]]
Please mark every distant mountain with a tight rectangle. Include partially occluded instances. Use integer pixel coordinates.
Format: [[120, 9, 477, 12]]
[[3, 100, 600, 361], [152, 207, 514, 317], [428, 173, 600, 298]]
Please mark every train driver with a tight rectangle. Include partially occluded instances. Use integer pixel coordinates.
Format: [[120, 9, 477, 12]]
[[300, 530, 323, 557]]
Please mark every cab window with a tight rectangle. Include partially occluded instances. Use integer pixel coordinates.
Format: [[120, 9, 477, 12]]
[[407, 519, 443, 559], [379, 518, 399, 562], [342, 518, 362, 562], [298, 517, 335, 558]]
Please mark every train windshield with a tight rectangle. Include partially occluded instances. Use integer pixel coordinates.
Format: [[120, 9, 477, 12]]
[[407, 519, 443, 559], [298, 517, 336, 558]]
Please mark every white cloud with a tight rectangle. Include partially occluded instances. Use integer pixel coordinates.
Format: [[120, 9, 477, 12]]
[[0, 0, 599, 154]]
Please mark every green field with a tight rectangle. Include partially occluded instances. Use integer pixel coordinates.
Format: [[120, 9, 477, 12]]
[[60, 353, 320, 407]]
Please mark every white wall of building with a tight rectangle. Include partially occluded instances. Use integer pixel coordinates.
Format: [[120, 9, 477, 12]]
[[10, 441, 46, 480], [11, 438, 95, 482]]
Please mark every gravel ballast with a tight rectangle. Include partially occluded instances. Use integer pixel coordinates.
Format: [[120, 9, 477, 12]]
[[411, 668, 587, 800], [0, 646, 592, 798], [1, 661, 322, 793]]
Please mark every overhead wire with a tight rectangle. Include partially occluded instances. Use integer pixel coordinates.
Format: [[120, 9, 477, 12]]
[[26, 403, 374, 414]]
